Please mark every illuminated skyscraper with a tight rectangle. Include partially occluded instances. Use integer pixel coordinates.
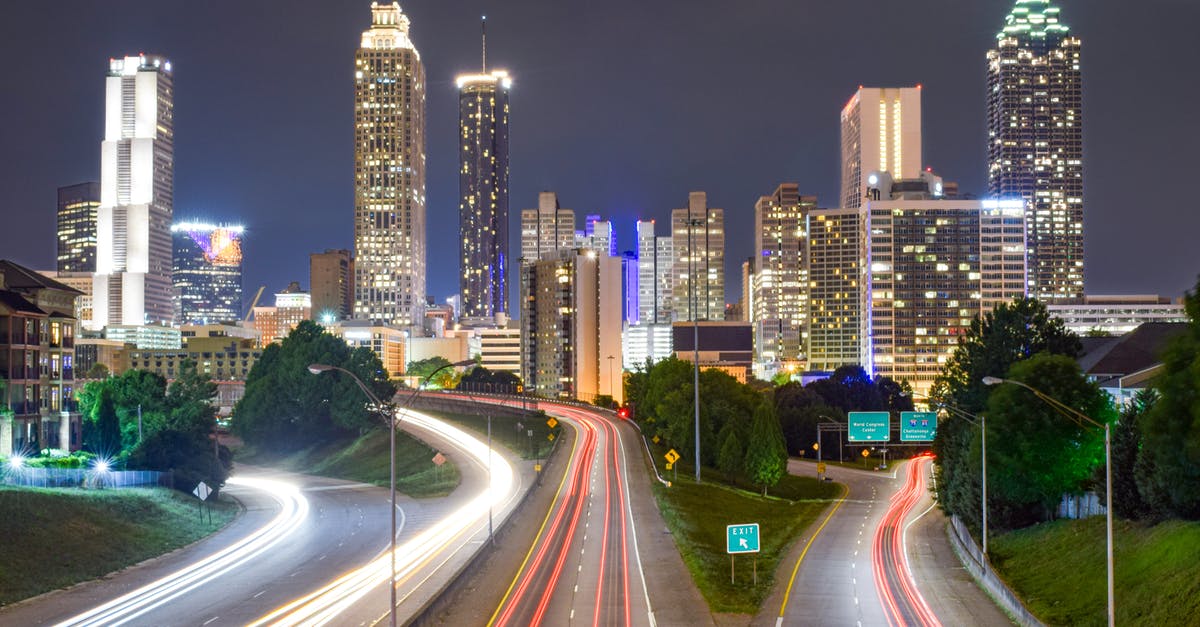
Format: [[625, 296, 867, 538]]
[[840, 86, 922, 209], [457, 20, 510, 321], [753, 184, 815, 364], [172, 223, 244, 325], [310, 249, 354, 322], [354, 2, 426, 327], [672, 192, 724, 322], [57, 182, 100, 273], [987, 0, 1083, 301], [93, 54, 175, 327], [520, 192, 576, 264], [806, 207, 863, 372]]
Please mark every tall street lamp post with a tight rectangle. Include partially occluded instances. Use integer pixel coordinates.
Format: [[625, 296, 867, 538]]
[[686, 216, 705, 482], [308, 359, 471, 627], [983, 376, 1114, 627]]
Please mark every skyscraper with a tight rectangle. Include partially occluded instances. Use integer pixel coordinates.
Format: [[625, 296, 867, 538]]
[[987, 0, 1083, 302], [672, 191, 724, 322], [457, 20, 510, 321], [57, 182, 100, 273], [93, 54, 174, 328], [862, 174, 1027, 395], [310, 249, 354, 322], [354, 2, 426, 327], [172, 222, 244, 325], [840, 86, 922, 209], [806, 207, 863, 372], [578, 215, 616, 257], [635, 220, 675, 325], [753, 184, 815, 364], [520, 192, 576, 264]]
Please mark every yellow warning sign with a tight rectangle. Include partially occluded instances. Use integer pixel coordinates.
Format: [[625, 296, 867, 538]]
[[665, 449, 680, 464], [546, 417, 558, 429]]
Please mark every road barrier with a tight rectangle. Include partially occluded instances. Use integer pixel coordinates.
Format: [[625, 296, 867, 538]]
[[947, 515, 1045, 627], [2, 467, 167, 489]]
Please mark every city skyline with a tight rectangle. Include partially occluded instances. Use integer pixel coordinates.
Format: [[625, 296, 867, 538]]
[[1, 1, 1197, 308]]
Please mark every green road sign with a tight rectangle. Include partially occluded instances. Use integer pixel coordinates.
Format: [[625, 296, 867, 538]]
[[900, 411, 937, 442], [848, 411, 890, 442], [726, 523, 760, 554]]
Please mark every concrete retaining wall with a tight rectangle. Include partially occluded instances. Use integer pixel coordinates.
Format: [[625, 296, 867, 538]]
[[947, 515, 1045, 627]]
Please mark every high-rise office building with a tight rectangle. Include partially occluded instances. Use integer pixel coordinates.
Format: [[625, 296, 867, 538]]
[[456, 23, 510, 320], [57, 182, 100, 273], [672, 192, 724, 322], [354, 2, 426, 327], [622, 251, 639, 324], [840, 86, 922, 209], [93, 54, 174, 328], [253, 282, 312, 347], [753, 184, 815, 364], [578, 215, 616, 257], [520, 192, 576, 264], [520, 248, 623, 403], [172, 222, 244, 325], [310, 249, 354, 322], [806, 208, 863, 372], [862, 174, 1027, 395], [636, 220, 674, 325], [987, 0, 1083, 302]]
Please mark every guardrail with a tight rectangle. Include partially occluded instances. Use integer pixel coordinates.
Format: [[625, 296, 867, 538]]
[[2, 467, 167, 489]]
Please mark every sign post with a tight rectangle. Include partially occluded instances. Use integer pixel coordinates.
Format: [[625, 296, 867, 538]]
[[900, 411, 938, 442], [848, 411, 891, 442], [726, 523, 761, 585]]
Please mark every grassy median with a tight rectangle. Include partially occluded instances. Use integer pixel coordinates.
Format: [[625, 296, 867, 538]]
[[650, 459, 841, 614], [237, 428, 460, 498], [989, 517, 1200, 626], [0, 486, 236, 605]]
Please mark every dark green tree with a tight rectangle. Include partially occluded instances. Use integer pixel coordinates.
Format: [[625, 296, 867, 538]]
[[931, 297, 1081, 523], [984, 353, 1110, 528], [1137, 278, 1200, 519], [87, 385, 121, 457], [1106, 390, 1153, 519], [459, 366, 522, 393], [745, 398, 788, 496], [717, 426, 743, 483], [406, 356, 454, 387]]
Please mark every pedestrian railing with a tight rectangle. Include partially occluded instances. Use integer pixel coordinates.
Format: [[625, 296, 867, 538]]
[[1, 467, 166, 489]]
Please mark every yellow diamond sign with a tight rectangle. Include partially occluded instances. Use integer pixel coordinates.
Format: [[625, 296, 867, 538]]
[[546, 417, 558, 429], [665, 449, 680, 464], [548, 433, 556, 441], [652, 435, 660, 444]]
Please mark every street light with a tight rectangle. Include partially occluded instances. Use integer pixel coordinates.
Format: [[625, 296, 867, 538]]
[[606, 355, 615, 404], [308, 359, 471, 627], [685, 215, 705, 483], [983, 375, 1114, 627]]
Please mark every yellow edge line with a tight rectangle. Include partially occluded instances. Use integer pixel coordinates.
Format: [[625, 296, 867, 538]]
[[486, 416, 580, 626], [777, 481, 850, 619]]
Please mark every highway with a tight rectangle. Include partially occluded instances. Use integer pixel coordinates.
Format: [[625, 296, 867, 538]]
[[479, 401, 654, 627], [0, 409, 523, 627], [769, 457, 1012, 627]]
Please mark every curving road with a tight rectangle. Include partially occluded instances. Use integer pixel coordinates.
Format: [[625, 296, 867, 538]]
[[431, 398, 655, 627], [0, 409, 525, 627]]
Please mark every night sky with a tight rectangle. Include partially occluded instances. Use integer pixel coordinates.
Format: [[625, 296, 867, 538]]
[[2, 0, 1198, 310]]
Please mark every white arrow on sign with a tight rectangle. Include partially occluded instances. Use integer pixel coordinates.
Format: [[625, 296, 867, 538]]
[[740, 538, 748, 549]]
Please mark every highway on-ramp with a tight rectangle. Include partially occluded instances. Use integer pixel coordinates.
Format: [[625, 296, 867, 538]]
[[0, 409, 525, 627]]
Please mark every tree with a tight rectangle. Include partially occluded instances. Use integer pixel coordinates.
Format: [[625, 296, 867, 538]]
[[85, 363, 110, 379], [1137, 277, 1200, 519], [931, 297, 1081, 523], [745, 399, 788, 497], [84, 385, 121, 458], [984, 353, 1110, 528], [233, 321, 393, 451], [459, 366, 522, 393], [406, 356, 454, 387], [1107, 390, 1153, 519], [717, 426, 743, 483]]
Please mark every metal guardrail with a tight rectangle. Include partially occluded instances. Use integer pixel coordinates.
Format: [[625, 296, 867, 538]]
[[2, 467, 166, 489]]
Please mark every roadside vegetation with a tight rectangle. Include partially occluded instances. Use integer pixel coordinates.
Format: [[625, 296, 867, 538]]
[[236, 429, 458, 498], [648, 455, 840, 613], [424, 410, 558, 462], [990, 517, 1200, 626], [0, 486, 236, 605]]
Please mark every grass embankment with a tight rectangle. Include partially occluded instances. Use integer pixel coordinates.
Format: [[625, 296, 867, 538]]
[[237, 429, 459, 498], [648, 449, 841, 614], [990, 517, 1200, 626], [426, 410, 558, 461], [0, 486, 237, 605]]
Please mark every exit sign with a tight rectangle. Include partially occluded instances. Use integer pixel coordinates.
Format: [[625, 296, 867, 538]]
[[726, 523, 760, 554]]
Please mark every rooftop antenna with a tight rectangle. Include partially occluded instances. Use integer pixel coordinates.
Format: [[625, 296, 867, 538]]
[[481, 15, 487, 72]]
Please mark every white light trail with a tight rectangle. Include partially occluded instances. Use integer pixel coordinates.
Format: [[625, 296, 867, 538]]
[[55, 476, 309, 627], [254, 409, 517, 627]]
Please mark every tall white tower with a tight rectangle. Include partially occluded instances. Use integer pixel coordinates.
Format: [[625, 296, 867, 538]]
[[839, 86, 922, 209], [93, 54, 175, 329], [354, 2, 426, 327]]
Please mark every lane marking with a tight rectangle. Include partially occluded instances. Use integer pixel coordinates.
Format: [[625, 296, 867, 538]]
[[776, 481, 849, 622]]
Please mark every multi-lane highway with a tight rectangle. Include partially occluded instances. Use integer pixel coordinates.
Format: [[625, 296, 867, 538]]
[[769, 457, 1011, 627], [487, 401, 653, 626], [0, 408, 523, 627]]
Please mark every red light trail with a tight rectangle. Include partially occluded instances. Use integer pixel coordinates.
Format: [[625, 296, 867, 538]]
[[872, 455, 941, 627]]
